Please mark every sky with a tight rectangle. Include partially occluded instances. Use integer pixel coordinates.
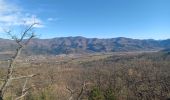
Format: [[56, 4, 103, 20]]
[[0, 0, 170, 39]]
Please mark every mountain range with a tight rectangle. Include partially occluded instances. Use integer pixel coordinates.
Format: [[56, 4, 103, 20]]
[[0, 37, 170, 55]]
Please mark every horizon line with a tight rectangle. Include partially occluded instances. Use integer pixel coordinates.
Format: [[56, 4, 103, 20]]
[[0, 36, 170, 41]]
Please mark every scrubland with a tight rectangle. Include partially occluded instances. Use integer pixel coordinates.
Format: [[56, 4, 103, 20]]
[[0, 52, 170, 100]]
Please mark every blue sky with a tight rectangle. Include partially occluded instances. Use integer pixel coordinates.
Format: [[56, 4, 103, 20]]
[[0, 0, 170, 39]]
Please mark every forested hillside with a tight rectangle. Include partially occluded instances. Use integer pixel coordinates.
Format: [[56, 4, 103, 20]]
[[0, 37, 170, 55]]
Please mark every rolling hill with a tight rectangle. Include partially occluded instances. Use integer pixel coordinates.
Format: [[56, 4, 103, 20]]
[[0, 37, 170, 55]]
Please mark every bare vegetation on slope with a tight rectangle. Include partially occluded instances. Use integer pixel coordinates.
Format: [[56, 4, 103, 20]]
[[1, 51, 170, 100]]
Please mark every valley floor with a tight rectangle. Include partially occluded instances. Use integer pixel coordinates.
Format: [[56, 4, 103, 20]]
[[0, 51, 170, 100]]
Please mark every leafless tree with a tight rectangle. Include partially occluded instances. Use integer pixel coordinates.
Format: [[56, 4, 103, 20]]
[[66, 81, 87, 100], [0, 23, 38, 100]]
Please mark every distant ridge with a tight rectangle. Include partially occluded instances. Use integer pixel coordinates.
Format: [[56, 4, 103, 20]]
[[0, 37, 170, 55]]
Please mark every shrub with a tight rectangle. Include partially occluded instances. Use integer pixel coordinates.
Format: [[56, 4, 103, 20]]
[[88, 87, 104, 100]]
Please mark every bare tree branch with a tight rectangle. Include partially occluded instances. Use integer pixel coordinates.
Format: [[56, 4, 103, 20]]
[[15, 77, 34, 100], [11, 74, 37, 80], [66, 81, 87, 100], [77, 82, 86, 100], [0, 22, 37, 100]]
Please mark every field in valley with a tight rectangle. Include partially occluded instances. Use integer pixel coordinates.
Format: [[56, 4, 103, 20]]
[[0, 51, 170, 100]]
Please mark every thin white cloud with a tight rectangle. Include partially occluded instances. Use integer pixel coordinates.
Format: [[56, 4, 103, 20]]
[[47, 17, 59, 22], [0, 0, 19, 13], [47, 18, 54, 21], [0, 0, 43, 28]]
